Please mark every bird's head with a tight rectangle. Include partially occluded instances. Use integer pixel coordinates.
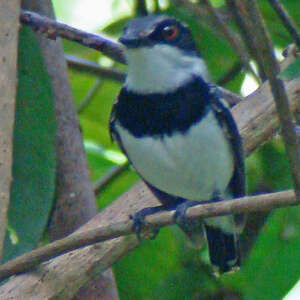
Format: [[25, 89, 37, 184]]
[[119, 15, 196, 52], [119, 15, 210, 94]]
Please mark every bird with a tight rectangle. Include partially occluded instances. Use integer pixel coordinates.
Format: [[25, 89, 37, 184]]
[[109, 15, 246, 274]]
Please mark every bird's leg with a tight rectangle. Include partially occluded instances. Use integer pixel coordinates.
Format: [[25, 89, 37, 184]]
[[173, 200, 200, 228], [130, 204, 175, 240], [174, 193, 223, 228]]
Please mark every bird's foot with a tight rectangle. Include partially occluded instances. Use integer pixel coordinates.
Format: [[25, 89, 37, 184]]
[[173, 196, 222, 227], [130, 205, 166, 241], [173, 200, 200, 228], [210, 192, 222, 203]]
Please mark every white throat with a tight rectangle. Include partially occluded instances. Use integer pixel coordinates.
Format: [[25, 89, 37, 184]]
[[124, 44, 210, 94]]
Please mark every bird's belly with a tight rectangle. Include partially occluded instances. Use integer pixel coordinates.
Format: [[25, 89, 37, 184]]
[[116, 111, 234, 201]]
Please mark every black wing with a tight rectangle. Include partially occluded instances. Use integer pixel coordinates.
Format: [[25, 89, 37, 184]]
[[210, 86, 245, 197], [109, 95, 130, 156], [209, 86, 246, 227], [109, 97, 118, 142]]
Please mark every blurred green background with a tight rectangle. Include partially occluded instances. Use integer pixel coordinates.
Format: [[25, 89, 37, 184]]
[[5, 0, 300, 299]]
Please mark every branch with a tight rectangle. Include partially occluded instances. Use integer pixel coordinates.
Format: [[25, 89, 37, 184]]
[[246, 0, 300, 200], [201, 0, 258, 81], [216, 62, 243, 86], [66, 55, 125, 82], [268, 0, 300, 47], [135, 0, 148, 16], [225, 0, 267, 81], [217, 86, 243, 107], [77, 79, 103, 114], [0, 190, 295, 282], [173, 0, 230, 30], [20, 10, 125, 64], [93, 162, 130, 196], [152, 0, 159, 13], [0, 1, 20, 260]]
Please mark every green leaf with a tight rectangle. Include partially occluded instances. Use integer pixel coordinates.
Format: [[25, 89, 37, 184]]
[[259, 0, 300, 48], [2, 27, 56, 262], [279, 58, 300, 80], [223, 206, 300, 300], [114, 227, 184, 300], [101, 16, 131, 37]]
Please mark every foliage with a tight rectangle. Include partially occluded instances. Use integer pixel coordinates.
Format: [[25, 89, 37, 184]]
[[2, 27, 56, 263]]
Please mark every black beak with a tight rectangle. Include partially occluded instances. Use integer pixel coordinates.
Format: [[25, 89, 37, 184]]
[[119, 36, 141, 48]]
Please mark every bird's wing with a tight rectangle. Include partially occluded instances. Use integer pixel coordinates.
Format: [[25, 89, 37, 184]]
[[109, 97, 118, 142], [209, 86, 246, 228], [109, 95, 131, 152]]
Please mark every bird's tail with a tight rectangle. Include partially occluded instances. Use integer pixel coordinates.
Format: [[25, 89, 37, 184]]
[[178, 219, 205, 248], [204, 225, 240, 274]]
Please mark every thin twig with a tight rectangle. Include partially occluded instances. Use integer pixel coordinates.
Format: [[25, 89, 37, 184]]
[[0, 189, 296, 282], [216, 62, 243, 86], [295, 125, 300, 140], [268, 0, 300, 47], [66, 55, 125, 82], [173, 0, 228, 28], [225, 0, 266, 81], [201, 0, 258, 81], [217, 86, 243, 107], [135, 0, 148, 16], [152, 0, 159, 13], [246, 0, 300, 200], [93, 162, 130, 196], [20, 10, 125, 64], [77, 79, 103, 114]]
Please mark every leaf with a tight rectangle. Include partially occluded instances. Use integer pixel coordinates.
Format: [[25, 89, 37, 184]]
[[279, 58, 300, 80], [224, 206, 300, 300], [114, 227, 185, 300], [101, 16, 131, 37], [259, 0, 300, 48], [2, 27, 56, 262]]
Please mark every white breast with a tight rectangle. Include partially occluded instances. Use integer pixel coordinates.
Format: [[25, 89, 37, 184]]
[[124, 44, 210, 94], [116, 111, 234, 201]]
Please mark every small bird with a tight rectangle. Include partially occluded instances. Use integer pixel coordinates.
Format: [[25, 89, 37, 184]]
[[110, 15, 246, 274]]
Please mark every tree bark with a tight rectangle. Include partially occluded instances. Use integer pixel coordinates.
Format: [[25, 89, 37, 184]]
[[0, 1, 21, 261]]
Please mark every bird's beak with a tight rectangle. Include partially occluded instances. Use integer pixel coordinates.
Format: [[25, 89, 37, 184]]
[[119, 36, 141, 48]]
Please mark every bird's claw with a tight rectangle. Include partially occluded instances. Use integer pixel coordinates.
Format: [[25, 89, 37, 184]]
[[130, 206, 163, 241], [173, 200, 200, 227]]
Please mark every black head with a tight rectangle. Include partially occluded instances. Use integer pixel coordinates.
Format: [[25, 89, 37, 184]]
[[119, 15, 197, 53]]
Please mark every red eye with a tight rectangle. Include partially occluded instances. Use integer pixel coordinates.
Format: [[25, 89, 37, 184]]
[[162, 25, 179, 40]]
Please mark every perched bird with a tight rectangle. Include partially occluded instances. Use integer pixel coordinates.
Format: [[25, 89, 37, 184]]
[[110, 15, 246, 274]]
